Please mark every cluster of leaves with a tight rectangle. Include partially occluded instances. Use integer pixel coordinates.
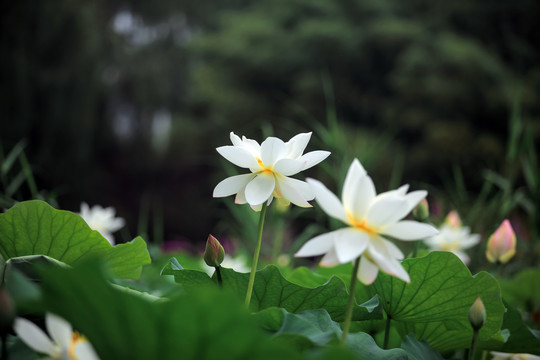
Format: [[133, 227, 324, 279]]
[[1, 200, 539, 359]]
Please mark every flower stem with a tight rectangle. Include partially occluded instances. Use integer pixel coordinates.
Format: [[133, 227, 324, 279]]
[[245, 201, 268, 308], [466, 329, 479, 360], [383, 313, 392, 349], [340, 256, 361, 346], [215, 266, 222, 287]]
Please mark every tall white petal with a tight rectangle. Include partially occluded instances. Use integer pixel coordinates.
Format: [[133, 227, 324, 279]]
[[295, 231, 336, 257], [13, 317, 58, 356], [357, 256, 379, 285], [334, 228, 369, 263], [344, 175, 377, 222], [306, 178, 348, 224], [230, 132, 243, 147], [382, 239, 404, 260], [280, 176, 314, 199], [260, 137, 287, 165], [342, 159, 368, 201], [74, 340, 100, 360], [367, 240, 410, 283], [275, 176, 312, 208], [299, 151, 331, 171], [387, 190, 428, 221], [286, 132, 311, 158], [245, 174, 275, 206], [216, 146, 259, 169], [213, 174, 256, 198], [273, 158, 306, 176], [320, 248, 340, 267], [46, 314, 72, 349], [241, 136, 261, 155], [235, 186, 248, 204], [365, 196, 409, 228], [382, 220, 439, 241]]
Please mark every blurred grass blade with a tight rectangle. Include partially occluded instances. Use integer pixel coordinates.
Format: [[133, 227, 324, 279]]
[[1, 140, 26, 176]]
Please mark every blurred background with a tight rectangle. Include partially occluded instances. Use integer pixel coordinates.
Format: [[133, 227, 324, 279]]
[[1, 0, 539, 264]]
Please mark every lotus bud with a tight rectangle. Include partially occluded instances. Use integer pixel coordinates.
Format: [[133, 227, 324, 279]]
[[0, 287, 15, 333], [486, 220, 516, 264], [468, 297, 486, 331], [445, 211, 462, 228], [204, 234, 225, 268], [413, 198, 429, 222]]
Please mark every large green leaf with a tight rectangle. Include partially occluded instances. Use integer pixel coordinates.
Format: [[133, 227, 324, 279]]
[[482, 301, 540, 355], [256, 307, 412, 359], [371, 251, 505, 352], [0, 200, 150, 278], [37, 261, 303, 360], [400, 334, 444, 360], [288, 264, 374, 305], [163, 263, 381, 322]]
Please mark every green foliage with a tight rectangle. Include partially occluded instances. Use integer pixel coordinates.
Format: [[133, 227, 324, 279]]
[[0, 200, 151, 279], [162, 262, 380, 322], [38, 261, 300, 360], [372, 252, 505, 352]]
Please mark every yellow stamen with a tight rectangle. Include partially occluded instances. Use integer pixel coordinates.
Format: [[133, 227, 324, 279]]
[[68, 332, 85, 360], [346, 212, 377, 235], [256, 157, 274, 173]]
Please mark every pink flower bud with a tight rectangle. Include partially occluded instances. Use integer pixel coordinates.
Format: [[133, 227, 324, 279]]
[[445, 211, 462, 228], [468, 296, 486, 331], [204, 234, 225, 267], [486, 220, 516, 264], [413, 198, 430, 222]]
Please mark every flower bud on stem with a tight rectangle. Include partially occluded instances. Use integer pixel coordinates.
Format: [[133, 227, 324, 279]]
[[466, 297, 486, 360]]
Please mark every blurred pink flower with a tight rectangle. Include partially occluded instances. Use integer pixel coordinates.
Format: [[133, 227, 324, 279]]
[[486, 219, 516, 264]]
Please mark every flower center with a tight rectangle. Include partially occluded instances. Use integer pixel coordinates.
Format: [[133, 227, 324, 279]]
[[440, 242, 460, 252], [256, 157, 274, 174], [347, 212, 377, 235], [68, 332, 84, 360]]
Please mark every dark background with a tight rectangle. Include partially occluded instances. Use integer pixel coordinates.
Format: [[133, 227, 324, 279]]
[[1, 0, 539, 247]]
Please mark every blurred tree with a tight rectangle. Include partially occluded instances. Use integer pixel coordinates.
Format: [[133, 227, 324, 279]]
[[1, 0, 539, 244]]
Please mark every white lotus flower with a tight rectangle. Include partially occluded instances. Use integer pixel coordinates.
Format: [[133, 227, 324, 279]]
[[213, 132, 330, 211], [423, 211, 480, 264], [79, 202, 125, 245], [14, 313, 99, 360], [295, 159, 438, 284], [491, 352, 540, 360]]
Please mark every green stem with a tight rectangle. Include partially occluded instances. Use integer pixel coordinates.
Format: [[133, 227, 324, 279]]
[[467, 329, 479, 360], [340, 256, 361, 346], [245, 202, 268, 308], [412, 241, 419, 258], [215, 266, 222, 287], [383, 313, 392, 349]]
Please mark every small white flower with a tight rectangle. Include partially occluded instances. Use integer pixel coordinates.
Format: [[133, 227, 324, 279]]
[[491, 352, 540, 360], [79, 202, 125, 245], [423, 211, 480, 264], [14, 313, 99, 360], [213, 132, 330, 211], [295, 159, 438, 284]]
